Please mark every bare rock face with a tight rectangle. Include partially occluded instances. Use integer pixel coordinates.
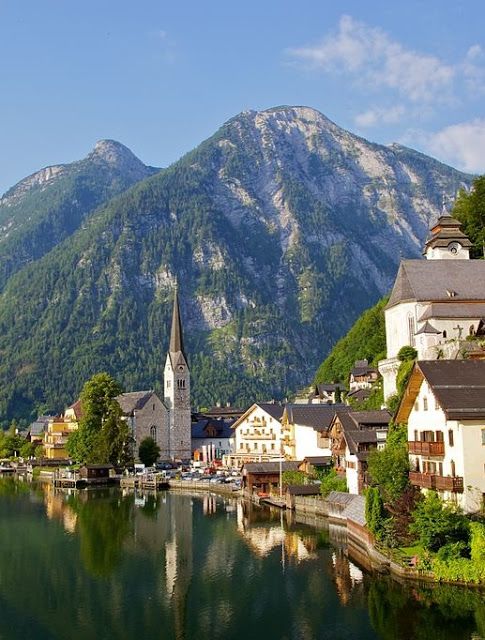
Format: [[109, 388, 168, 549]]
[[0, 106, 473, 417]]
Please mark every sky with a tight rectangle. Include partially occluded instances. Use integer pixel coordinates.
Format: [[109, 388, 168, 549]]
[[1, 0, 484, 195]]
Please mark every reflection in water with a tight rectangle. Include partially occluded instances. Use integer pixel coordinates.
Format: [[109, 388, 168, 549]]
[[0, 478, 483, 640]]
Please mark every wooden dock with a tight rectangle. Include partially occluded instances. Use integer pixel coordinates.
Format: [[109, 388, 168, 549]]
[[120, 474, 169, 491]]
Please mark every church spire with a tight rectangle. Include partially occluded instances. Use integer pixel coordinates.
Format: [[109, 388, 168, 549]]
[[169, 287, 186, 358]]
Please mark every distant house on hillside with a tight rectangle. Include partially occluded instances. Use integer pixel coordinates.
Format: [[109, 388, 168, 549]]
[[302, 383, 346, 405], [397, 360, 485, 513], [349, 360, 378, 391], [329, 410, 391, 494]]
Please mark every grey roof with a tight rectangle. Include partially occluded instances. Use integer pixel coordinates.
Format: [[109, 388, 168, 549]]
[[29, 416, 52, 435], [301, 456, 332, 465], [346, 388, 372, 401], [326, 491, 355, 506], [334, 410, 390, 455], [243, 461, 301, 474], [191, 418, 234, 439], [419, 302, 485, 321], [387, 260, 485, 309], [316, 383, 345, 393], [415, 321, 441, 335], [286, 484, 321, 496], [285, 403, 349, 431], [254, 403, 285, 421], [418, 360, 485, 420], [116, 391, 154, 415], [341, 495, 366, 526]]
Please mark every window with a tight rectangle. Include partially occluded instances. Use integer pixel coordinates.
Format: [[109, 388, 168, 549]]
[[414, 430, 418, 441], [414, 401, 419, 412], [469, 325, 475, 336], [448, 430, 454, 447], [443, 330, 447, 339], [177, 379, 185, 389], [407, 314, 416, 346], [482, 429, 485, 445], [153, 404, 155, 411], [150, 426, 157, 440], [423, 397, 428, 411], [253, 442, 257, 450], [271, 443, 275, 450], [166, 380, 171, 389], [435, 397, 440, 410]]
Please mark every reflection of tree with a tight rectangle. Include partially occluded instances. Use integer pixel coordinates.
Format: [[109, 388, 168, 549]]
[[367, 578, 483, 640], [68, 490, 134, 577]]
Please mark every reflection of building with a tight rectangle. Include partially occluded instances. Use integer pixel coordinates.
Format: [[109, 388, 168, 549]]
[[329, 548, 364, 606], [42, 484, 77, 533]]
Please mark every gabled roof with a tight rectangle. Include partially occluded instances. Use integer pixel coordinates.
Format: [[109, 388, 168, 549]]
[[387, 260, 485, 309], [396, 360, 485, 422], [243, 461, 301, 474], [67, 399, 84, 420], [116, 390, 154, 415], [419, 302, 485, 321], [191, 418, 234, 439], [286, 484, 321, 496], [231, 402, 284, 429], [284, 403, 349, 431], [415, 321, 441, 335], [332, 410, 391, 455]]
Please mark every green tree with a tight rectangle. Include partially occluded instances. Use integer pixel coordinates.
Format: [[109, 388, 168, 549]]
[[138, 437, 160, 467], [281, 470, 306, 486], [320, 468, 347, 496], [368, 424, 410, 503], [67, 372, 130, 465], [365, 486, 385, 537], [409, 491, 470, 552], [453, 175, 485, 259]]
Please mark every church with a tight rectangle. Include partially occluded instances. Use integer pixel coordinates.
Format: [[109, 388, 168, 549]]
[[379, 210, 485, 400], [117, 289, 192, 461]]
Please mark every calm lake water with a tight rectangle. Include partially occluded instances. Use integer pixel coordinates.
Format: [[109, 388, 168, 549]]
[[0, 479, 483, 640]]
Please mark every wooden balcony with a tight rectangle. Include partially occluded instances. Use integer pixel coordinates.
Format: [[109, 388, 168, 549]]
[[409, 471, 435, 488], [408, 441, 445, 456], [434, 475, 464, 493], [409, 472, 464, 492], [244, 432, 276, 440]]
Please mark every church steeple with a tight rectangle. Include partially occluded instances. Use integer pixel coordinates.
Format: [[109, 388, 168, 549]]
[[169, 287, 187, 361], [423, 202, 472, 260]]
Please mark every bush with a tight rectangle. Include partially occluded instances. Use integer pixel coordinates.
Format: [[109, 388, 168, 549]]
[[365, 486, 385, 536], [397, 346, 417, 362], [320, 469, 347, 496], [409, 491, 470, 552], [138, 437, 160, 467], [436, 541, 469, 562]]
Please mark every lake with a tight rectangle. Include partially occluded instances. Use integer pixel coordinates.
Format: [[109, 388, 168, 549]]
[[0, 478, 483, 640]]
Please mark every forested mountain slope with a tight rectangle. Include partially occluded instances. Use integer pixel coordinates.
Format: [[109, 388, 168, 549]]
[[0, 106, 472, 421]]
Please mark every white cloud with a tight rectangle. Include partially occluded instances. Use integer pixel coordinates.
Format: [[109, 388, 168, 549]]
[[401, 121, 485, 173], [425, 119, 485, 173], [355, 105, 406, 128], [288, 15, 455, 103]]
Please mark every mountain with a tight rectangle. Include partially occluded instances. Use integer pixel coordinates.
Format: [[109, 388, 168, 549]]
[[0, 106, 473, 422], [0, 140, 159, 290]]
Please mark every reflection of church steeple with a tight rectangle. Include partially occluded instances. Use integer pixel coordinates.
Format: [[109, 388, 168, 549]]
[[165, 495, 193, 640]]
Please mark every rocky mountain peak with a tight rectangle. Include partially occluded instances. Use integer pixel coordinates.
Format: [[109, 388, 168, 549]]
[[88, 139, 149, 173]]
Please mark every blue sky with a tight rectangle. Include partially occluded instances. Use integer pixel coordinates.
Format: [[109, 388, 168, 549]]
[[1, 0, 484, 194]]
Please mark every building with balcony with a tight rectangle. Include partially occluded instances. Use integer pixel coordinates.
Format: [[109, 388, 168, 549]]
[[44, 402, 82, 459], [281, 404, 349, 460], [396, 360, 485, 513], [228, 403, 284, 466], [329, 410, 391, 495]]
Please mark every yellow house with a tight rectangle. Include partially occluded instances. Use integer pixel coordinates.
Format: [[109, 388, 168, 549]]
[[44, 400, 82, 460]]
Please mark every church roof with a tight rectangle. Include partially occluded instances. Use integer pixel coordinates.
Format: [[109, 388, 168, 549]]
[[415, 321, 441, 335], [387, 260, 485, 309], [424, 213, 473, 253], [116, 390, 154, 415], [419, 302, 485, 321], [169, 288, 188, 362]]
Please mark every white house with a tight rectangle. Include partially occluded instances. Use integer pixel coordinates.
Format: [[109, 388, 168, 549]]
[[191, 418, 234, 463], [228, 403, 285, 466], [379, 212, 485, 399], [282, 404, 349, 461], [329, 410, 391, 495], [397, 360, 485, 514]]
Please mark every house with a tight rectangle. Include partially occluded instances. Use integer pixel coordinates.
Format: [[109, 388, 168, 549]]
[[43, 401, 82, 459], [396, 360, 485, 513], [79, 464, 113, 483], [191, 418, 235, 462], [349, 360, 379, 391], [302, 383, 346, 404], [282, 404, 350, 460], [329, 410, 391, 494], [241, 460, 301, 496], [379, 212, 485, 399], [298, 456, 333, 475], [27, 415, 52, 444], [229, 403, 285, 466], [117, 390, 169, 459]]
